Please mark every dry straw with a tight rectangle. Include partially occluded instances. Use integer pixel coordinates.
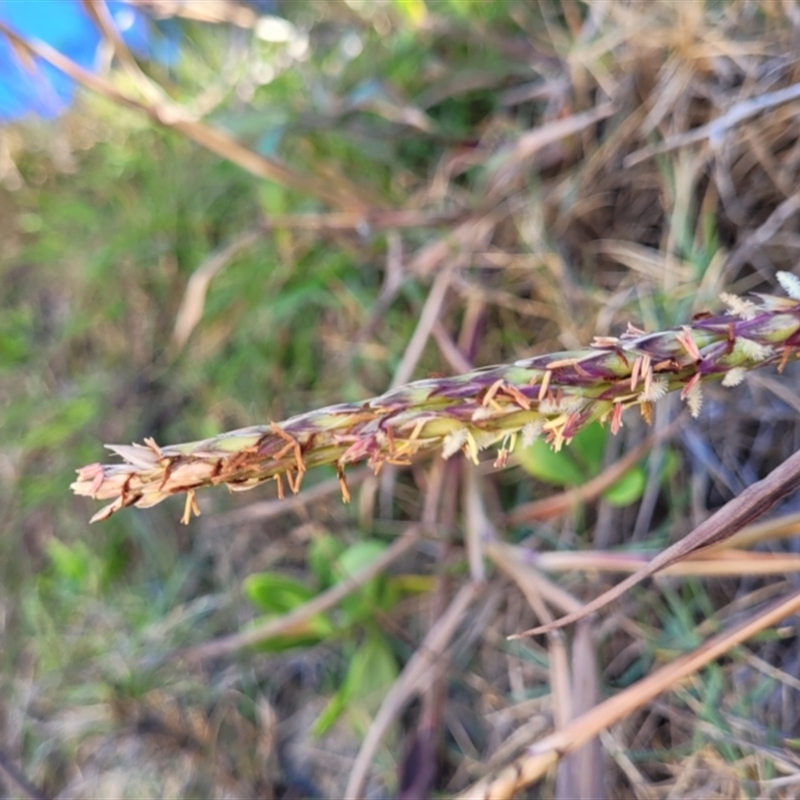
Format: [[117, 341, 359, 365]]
[[72, 273, 800, 524]]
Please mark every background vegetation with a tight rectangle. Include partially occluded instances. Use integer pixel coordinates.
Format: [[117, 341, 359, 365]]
[[4, 1, 800, 797]]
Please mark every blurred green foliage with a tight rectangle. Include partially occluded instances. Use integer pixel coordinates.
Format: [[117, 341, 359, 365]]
[[244, 534, 431, 733]]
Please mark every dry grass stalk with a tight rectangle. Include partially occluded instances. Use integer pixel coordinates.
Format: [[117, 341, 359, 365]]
[[345, 581, 485, 800], [456, 587, 800, 800], [522, 546, 800, 577], [515, 442, 800, 636], [73, 275, 800, 523]]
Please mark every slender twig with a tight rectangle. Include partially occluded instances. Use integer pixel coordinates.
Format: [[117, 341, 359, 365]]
[[390, 265, 454, 389], [463, 464, 488, 583], [505, 414, 683, 526], [170, 228, 264, 353], [203, 467, 371, 529], [724, 192, 800, 276], [517, 545, 800, 576], [485, 102, 616, 200]]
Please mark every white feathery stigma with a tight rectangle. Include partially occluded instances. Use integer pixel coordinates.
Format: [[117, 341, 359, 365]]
[[686, 381, 703, 418], [722, 367, 747, 387], [537, 394, 584, 417], [470, 406, 496, 422], [720, 292, 757, 320], [736, 338, 773, 362], [638, 376, 669, 402], [521, 420, 543, 448], [777, 271, 800, 300]]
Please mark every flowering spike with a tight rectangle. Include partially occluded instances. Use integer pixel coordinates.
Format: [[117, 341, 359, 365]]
[[71, 280, 800, 521]]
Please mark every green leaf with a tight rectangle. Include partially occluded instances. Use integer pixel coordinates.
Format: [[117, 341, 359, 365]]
[[313, 633, 398, 736], [243, 572, 316, 614], [334, 540, 387, 582], [387, 574, 436, 595], [602, 465, 647, 507], [22, 396, 100, 451], [308, 533, 345, 588], [392, 0, 428, 25], [0, 308, 33, 368], [312, 683, 348, 736], [243, 572, 337, 652], [517, 437, 587, 486], [344, 634, 398, 704], [334, 540, 389, 623], [661, 447, 681, 484], [257, 181, 287, 215], [569, 422, 607, 474]]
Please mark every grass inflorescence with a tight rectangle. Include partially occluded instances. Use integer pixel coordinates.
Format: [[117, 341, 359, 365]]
[[74, 276, 800, 524]]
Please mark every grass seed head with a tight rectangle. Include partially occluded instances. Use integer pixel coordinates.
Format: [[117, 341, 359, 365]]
[[71, 281, 800, 522]]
